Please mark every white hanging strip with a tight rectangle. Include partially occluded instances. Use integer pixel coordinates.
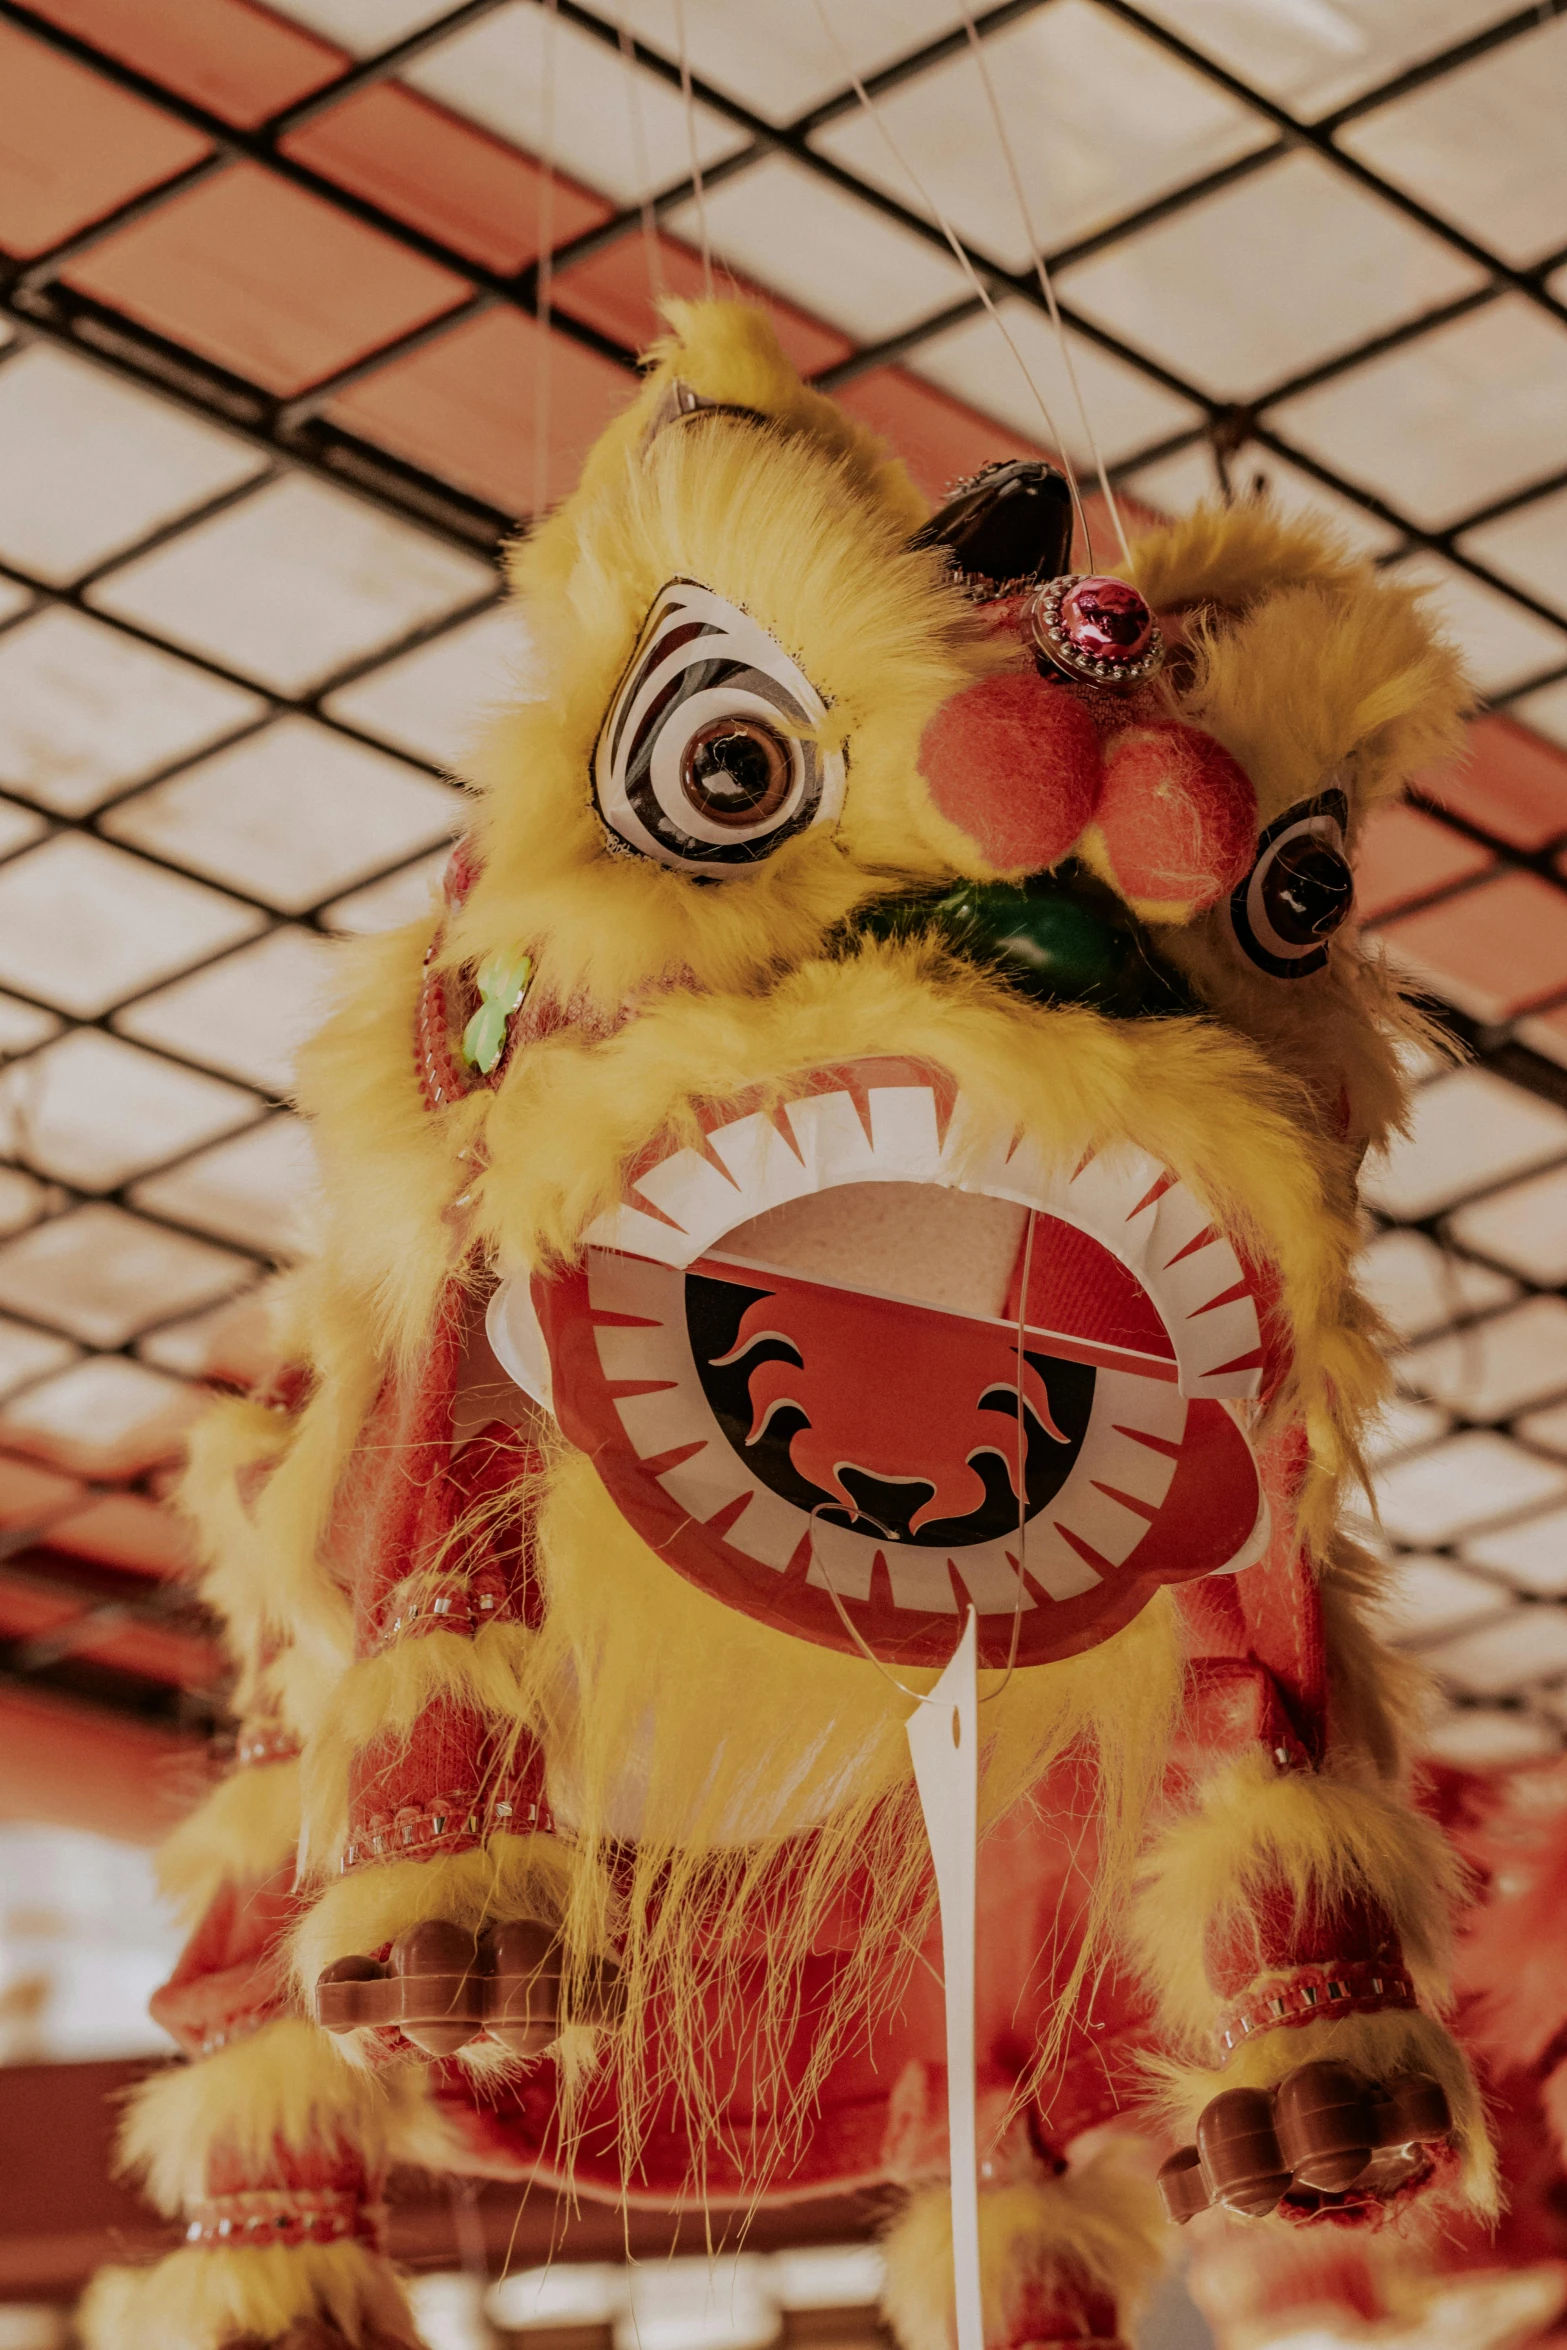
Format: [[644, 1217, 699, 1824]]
[[532, 0, 560, 524], [906, 1606, 983, 2350], [672, 0, 714, 298]]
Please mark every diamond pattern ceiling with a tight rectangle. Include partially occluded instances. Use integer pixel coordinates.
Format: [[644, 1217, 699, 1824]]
[[0, 0, 1565, 1775]]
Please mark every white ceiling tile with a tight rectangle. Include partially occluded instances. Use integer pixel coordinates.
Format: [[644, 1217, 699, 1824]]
[[0, 577, 32, 625], [0, 608, 265, 817], [115, 927, 337, 1098], [1466, 1506, 1567, 1596], [0, 1353, 191, 1452], [1422, 1604, 1567, 1696], [1374, 1429, 1567, 1544], [1397, 1295, 1567, 1423], [1379, 549, 1567, 697], [909, 298, 1202, 471], [1364, 1394, 1450, 1463], [1273, 296, 1567, 531], [1448, 1162, 1567, 1287], [812, 0, 1271, 269], [101, 718, 463, 915], [0, 1166, 53, 1240], [612, 0, 963, 127], [1357, 1225, 1517, 1344], [0, 1030, 260, 1193], [0, 835, 265, 1018], [1122, 443, 1404, 557], [1512, 679, 1567, 753], [664, 155, 970, 342], [1379, 1552, 1513, 1643], [0, 346, 266, 588], [403, 2, 745, 207], [261, 0, 451, 48], [1520, 1400, 1567, 1459], [0, 995, 59, 1059], [1134, 0, 1521, 122], [88, 475, 494, 697], [1360, 1065, 1567, 1220], [136, 1291, 264, 1379], [131, 1115, 319, 1260], [1460, 486, 1567, 618], [1339, 18, 1567, 267], [322, 848, 447, 937], [0, 1204, 253, 1349], [0, 797, 47, 863], [1059, 149, 1482, 402], [0, 1316, 78, 1403], [1423, 1703, 1559, 1765], [322, 604, 536, 772]]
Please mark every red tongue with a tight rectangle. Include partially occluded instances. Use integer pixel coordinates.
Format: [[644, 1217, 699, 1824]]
[[1005, 1212, 1176, 1362]]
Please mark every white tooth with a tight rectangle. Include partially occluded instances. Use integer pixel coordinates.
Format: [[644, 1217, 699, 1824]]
[[868, 1084, 944, 1181], [806, 1517, 878, 1602], [594, 1322, 670, 1380], [587, 1247, 677, 1319], [939, 1544, 1033, 1615], [628, 1146, 745, 1260], [706, 1109, 817, 1217], [1014, 1523, 1102, 1600], [658, 1440, 750, 1520], [784, 1090, 880, 1188], [884, 1546, 962, 1612], [723, 1483, 806, 1570], [1049, 1479, 1148, 1570], [616, 1383, 700, 1459]]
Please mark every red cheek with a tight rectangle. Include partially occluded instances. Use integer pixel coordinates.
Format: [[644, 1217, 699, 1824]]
[[918, 669, 1103, 875], [1092, 720, 1256, 909]]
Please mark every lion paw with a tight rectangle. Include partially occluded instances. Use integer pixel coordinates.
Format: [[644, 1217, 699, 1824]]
[[1158, 2060, 1452, 2223], [314, 1918, 621, 2058]]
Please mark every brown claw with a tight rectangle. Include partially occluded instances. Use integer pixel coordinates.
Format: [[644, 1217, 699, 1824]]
[[1157, 2060, 1452, 2224], [315, 1918, 620, 2055]]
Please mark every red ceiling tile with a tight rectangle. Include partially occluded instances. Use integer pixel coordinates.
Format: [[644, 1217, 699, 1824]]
[[47, 1491, 194, 1580], [1376, 868, 1567, 1024], [0, 1681, 207, 1840], [0, 1452, 85, 1533], [26, 0, 343, 128], [0, 19, 209, 260], [835, 366, 1047, 505], [330, 307, 634, 517], [1418, 714, 1567, 852], [64, 159, 470, 394], [0, 1384, 203, 1481], [1354, 802, 1496, 924], [554, 229, 852, 376], [283, 84, 613, 276], [1517, 997, 1567, 1070]]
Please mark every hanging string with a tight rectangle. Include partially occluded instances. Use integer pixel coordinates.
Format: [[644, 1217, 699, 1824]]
[[616, 7, 664, 308], [532, 0, 559, 525], [808, 0, 1089, 560], [807, 1207, 1039, 1711], [671, 0, 713, 298], [956, 2, 1135, 574]]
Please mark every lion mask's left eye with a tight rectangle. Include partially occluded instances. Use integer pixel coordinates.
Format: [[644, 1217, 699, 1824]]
[[593, 580, 845, 874]]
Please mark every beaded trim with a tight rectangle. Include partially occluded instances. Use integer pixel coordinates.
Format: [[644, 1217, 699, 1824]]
[[340, 1785, 554, 1874], [235, 1721, 301, 1769], [185, 2189, 384, 2251], [373, 1573, 511, 1652], [1214, 1960, 1416, 2059]]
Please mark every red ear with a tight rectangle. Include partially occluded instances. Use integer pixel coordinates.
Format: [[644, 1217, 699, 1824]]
[[917, 669, 1103, 874], [1091, 721, 1256, 912]]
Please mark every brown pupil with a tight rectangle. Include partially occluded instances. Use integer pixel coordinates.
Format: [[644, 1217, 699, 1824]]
[[681, 717, 792, 827]]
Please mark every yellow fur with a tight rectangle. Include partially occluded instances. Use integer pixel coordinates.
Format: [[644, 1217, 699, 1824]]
[[158, 1758, 301, 1928], [882, 2150, 1167, 2350], [80, 2240, 419, 2350], [118, 2018, 426, 2214]]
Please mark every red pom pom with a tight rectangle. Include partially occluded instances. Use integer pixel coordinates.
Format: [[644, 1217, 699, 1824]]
[[918, 669, 1102, 874], [1093, 721, 1256, 910]]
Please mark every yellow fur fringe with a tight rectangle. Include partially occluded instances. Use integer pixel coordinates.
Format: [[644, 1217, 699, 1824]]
[[118, 2018, 426, 2216], [157, 1759, 301, 1929], [881, 2149, 1167, 2350], [80, 2240, 419, 2350]]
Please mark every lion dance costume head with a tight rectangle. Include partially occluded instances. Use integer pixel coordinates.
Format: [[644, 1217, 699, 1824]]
[[88, 305, 1497, 2350]]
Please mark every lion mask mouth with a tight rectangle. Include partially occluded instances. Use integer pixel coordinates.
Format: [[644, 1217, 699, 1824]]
[[490, 1055, 1274, 1670]]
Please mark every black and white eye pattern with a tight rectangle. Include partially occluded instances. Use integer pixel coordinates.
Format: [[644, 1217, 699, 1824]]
[[1230, 786, 1354, 979], [592, 580, 846, 875]]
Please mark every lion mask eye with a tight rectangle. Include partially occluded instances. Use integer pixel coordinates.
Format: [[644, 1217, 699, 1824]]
[[1230, 787, 1354, 978], [592, 580, 845, 876]]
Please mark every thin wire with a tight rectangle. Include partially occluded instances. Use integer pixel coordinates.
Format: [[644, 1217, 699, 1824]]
[[616, 9, 664, 304], [809, 1207, 1038, 1712], [532, 0, 559, 524], [671, 0, 713, 298], [809, 0, 1087, 553], [956, 1, 1135, 575]]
